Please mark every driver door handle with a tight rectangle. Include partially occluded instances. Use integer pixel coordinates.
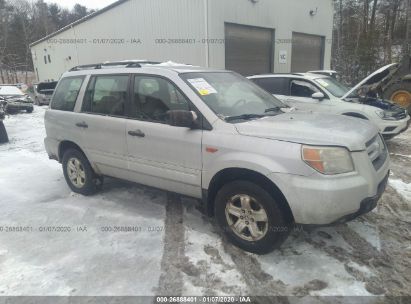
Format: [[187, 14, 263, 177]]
[[128, 130, 145, 138]]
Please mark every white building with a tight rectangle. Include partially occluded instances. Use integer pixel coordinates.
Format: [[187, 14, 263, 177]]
[[30, 0, 334, 82]]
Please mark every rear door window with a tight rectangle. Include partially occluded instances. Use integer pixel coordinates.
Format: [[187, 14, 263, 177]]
[[51, 76, 84, 111], [253, 77, 290, 95], [82, 75, 129, 116]]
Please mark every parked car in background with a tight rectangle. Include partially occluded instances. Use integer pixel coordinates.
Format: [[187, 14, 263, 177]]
[[44, 61, 389, 254], [0, 96, 8, 143], [308, 70, 338, 79], [309, 59, 411, 113], [0, 86, 33, 113], [249, 66, 410, 139], [34, 81, 58, 105]]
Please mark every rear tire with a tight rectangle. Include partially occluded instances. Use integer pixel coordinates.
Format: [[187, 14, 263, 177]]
[[384, 82, 411, 114], [62, 149, 100, 196], [215, 180, 290, 254], [0, 121, 8, 143], [26, 108, 33, 113]]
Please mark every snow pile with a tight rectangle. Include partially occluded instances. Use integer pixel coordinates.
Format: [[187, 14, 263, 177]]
[[389, 178, 411, 202]]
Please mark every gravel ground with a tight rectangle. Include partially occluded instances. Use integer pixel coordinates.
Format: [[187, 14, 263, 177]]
[[0, 107, 410, 302]]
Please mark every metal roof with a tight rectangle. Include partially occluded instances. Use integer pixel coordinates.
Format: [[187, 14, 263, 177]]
[[30, 0, 130, 47]]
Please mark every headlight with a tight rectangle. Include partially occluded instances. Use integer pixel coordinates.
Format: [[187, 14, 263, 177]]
[[302, 146, 354, 175], [376, 110, 397, 121]]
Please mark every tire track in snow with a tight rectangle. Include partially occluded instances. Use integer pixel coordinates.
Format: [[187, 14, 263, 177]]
[[155, 192, 185, 296]]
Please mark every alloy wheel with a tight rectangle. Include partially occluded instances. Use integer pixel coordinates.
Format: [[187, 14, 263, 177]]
[[225, 194, 269, 241], [67, 157, 86, 188]]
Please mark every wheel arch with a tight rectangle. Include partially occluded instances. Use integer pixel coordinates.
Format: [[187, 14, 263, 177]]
[[58, 140, 87, 162], [204, 167, 294, 223]]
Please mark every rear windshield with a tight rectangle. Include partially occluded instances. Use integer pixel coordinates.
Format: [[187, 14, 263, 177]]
[[37, 82, 57, 93]]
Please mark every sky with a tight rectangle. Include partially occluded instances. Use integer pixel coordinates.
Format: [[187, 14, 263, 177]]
[[45, 0, 118, 10]]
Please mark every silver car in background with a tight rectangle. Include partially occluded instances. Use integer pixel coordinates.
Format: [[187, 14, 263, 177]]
[[249, 65, 410, 139]]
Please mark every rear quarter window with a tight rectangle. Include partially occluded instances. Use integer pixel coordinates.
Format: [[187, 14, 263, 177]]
[[51, 76, 84, 111]]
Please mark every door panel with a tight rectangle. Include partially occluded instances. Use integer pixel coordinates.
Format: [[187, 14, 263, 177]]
[[126, 75, 203, 197], [285, 79, 334, 113], [126, 120, 202, 197], [77, 74, 130, 178], [76, 113, 128, 178]]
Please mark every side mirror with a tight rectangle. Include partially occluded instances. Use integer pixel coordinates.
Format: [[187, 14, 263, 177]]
[[167, 110, 198, 128], [312, 92, 325, 101]]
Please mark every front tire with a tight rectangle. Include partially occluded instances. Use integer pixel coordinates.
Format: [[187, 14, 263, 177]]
[[215, 180, 290, 254], [0, 121, 8, 143], [62, 149, 100, 196]]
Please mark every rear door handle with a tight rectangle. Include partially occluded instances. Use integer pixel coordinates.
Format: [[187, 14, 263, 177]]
[[75, 122, 88, 128], [128, 130, 145, 137]]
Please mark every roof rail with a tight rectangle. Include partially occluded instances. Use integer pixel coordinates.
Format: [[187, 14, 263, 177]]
[[69, 60, 162, 71]]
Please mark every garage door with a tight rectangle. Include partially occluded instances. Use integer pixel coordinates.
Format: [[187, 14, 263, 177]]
[[291, 33, 325, 73], [225, 23, 274, 76]]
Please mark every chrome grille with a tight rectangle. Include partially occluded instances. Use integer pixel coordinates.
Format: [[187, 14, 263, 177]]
[[366, 135, 387, 171]]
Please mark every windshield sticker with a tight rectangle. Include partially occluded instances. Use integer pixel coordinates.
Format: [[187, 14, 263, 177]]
[[187, 78, 217, 96], [316, 79, 329, 87]]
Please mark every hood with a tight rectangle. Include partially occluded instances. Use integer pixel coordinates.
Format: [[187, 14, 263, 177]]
[[341, 63, 399, 99], [234, 112, 378, 151]]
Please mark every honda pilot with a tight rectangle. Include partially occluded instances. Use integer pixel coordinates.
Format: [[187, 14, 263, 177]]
[[44, 62, 390, 254]]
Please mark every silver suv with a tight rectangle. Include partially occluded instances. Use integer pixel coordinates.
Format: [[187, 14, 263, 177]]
[[44, 61, 390, 254]]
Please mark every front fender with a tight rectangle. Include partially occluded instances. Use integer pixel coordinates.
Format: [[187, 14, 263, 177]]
[[202, 149, 313, 190]]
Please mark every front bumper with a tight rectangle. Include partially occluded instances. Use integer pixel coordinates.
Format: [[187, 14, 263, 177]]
[[379, 115, 410, 137], [331, 171, 388, 224], [6, 101, 33, 111], [268, 149, 390, 225]]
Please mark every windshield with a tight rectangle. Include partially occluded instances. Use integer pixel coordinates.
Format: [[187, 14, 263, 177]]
[[313, 77, 350, 98], [180, 72, 286, 121], [0, 86, 25, 96]]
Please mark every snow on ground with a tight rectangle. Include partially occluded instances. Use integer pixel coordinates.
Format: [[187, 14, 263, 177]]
[[389, 179, 411, 202], [0, 107, 410, 298]]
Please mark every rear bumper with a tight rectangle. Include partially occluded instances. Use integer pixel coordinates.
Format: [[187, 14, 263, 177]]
[[38, 98, 51, 105], [44, 137, 60, 161]]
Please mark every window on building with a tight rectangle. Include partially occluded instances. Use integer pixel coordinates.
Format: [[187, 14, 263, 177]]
[[82, 75, 129, 116], [132, 76, 190, 123], [51, 76, 84, 111]]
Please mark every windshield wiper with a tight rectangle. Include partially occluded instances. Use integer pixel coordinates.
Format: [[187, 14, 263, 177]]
[[225, 113, 265, 122]]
